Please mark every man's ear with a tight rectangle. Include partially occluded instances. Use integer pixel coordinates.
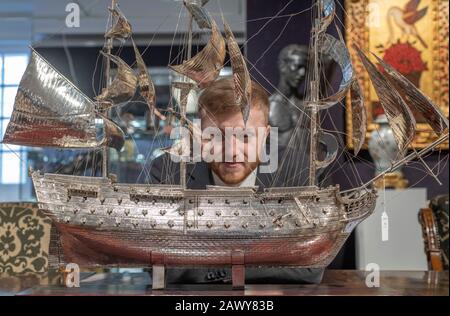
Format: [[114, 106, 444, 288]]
[[260, 125, 270, 145]]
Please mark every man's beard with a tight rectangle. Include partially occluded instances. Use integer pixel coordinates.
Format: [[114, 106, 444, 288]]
[[209, 160, 259, 186]]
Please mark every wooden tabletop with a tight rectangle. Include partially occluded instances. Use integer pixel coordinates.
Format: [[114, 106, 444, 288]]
[[0, 270, 448, 296]]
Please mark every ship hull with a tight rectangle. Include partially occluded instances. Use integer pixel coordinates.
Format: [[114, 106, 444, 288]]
[[54, 222, 348, 267], [32, 172, 377, 268]]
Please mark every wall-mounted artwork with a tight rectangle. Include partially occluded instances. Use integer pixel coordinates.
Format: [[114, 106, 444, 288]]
[[345, 0, 449, 149]]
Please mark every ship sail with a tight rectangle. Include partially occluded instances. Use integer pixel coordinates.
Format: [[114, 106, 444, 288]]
[[318, 0, 335, 33], [316, 131, 339, 169], [224, 21, 252, 124], [354, 45, 416, 154], [105, 5, 132, 40], [350, 80, 367, 155], [184, 0, 213, 29], [97, 113, 125, 151], [132, 39, 166, 120], [373, 54, 449, 135], [303, 33, 355, 110], [169, 16, 226, 88], [95, 51, 138, 105], [1, 50, 124, 151]]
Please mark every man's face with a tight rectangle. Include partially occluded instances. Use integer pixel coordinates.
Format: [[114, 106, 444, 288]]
[[200, 106, 269, 186], [282, 53, 307, 88]]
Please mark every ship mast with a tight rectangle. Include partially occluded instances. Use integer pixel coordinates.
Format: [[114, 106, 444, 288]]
[[308, 1, 322, 186], [102, 0, 117, 178], [169, 0, 227, 188], [180, 15, 194, 189], [177, 8, 195, 189]]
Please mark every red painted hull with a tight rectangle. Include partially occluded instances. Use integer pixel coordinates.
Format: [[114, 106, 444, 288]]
[[53, 222, 349, 268]]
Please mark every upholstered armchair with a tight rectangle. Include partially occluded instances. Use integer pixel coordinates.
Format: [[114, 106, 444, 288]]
[[419, 195, 449, 271], [0, 202, 52, 275]]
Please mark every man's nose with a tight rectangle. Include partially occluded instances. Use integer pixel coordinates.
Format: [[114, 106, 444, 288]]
[[223, 135, 245, 162], [227, 135, 246, 150]]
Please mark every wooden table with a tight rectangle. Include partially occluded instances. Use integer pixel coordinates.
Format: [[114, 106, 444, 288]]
[[0, 270, 447, 296]]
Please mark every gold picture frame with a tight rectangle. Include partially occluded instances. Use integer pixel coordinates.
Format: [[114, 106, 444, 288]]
[[345, 0, 449, 150]]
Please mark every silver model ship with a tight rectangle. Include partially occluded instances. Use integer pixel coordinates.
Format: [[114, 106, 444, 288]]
[[1, 0, 448, 288]]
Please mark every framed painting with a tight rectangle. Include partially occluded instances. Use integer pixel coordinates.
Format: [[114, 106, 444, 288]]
[[345, 0, 449, 150]]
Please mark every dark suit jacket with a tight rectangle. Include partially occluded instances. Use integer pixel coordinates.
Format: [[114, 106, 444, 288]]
[[148, 147, 324, 284]]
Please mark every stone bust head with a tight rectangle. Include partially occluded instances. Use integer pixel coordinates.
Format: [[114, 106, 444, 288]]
[[278, 44, 309, 89]]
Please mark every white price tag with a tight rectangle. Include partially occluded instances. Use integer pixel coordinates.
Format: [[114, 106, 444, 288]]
[[381, 211, 389, 242]]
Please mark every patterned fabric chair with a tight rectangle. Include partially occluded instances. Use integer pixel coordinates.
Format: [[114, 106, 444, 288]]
[[419, 195, 449, 271], [0, 203, 52, 275]]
